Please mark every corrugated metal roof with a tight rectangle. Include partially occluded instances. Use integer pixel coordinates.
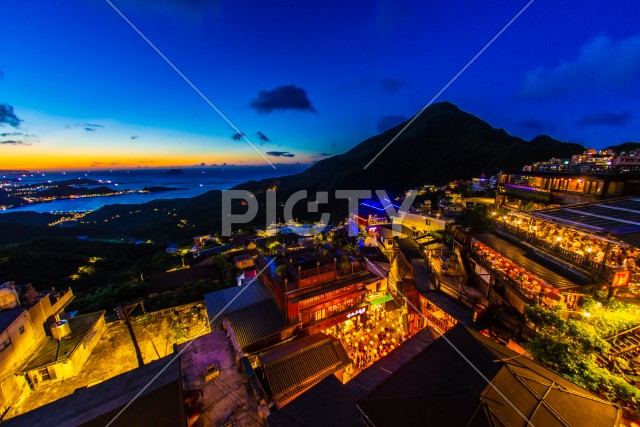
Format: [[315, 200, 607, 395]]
[[216, 298, 286, 348], [204, 282, 272, 321], [263, 335, 351, 403]]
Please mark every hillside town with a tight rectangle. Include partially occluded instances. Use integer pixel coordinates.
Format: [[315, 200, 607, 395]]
[[3, 147, 640, 426]]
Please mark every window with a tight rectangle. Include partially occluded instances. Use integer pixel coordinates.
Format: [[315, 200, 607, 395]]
[[0, 338, 10, 352], [18, 326, 25, 335], [314, 309, 326, 321]]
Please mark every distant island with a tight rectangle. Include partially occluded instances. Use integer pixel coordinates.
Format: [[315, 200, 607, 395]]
[[142, 186, 184, 193], [162, 169, 184, 175]]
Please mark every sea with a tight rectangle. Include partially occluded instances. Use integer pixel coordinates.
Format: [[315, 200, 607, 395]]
[[1, 165, 308, 214]]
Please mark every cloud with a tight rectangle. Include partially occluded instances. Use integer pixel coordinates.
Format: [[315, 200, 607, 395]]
[[256, 131, 271, 142], [576, 111, 633, 127], [251, 85, 316, 114], [379, 77, 407, 92], [266, 151, 295, 158], [1, 140, 29, 145], [231, 131, 245, 141], [0, 103, 22, 128], [521, 34, 640, 98], [339, 77, 407, 93], [0, 129, 37, 146], [130, 135, 139, 140], [516, 120, 556, 133], [313, 152, 333, 158], [66, 122, 104, 132], [376, 114, 407, 132]]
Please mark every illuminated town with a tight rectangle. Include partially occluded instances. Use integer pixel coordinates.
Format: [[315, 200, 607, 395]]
[[2, 1, 639, 426], [0, 148, 639, 426]]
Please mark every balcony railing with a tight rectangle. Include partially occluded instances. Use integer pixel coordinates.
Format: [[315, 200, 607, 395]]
[[493, 221, 615, 280]]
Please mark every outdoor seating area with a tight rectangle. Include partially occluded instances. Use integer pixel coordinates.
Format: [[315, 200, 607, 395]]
[[495, 210, 640, 294], [472, 240, 562, 305]]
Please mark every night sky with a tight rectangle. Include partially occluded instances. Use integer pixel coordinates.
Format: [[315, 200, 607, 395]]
[[1, 0, 639, 169]]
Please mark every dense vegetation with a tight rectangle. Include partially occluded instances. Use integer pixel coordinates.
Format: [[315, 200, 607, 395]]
[[524, 296, 640, 416], [0, 237, 240, 314]]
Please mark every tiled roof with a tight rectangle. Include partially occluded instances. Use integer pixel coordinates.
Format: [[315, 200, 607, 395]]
[[263, 333, 351, 403]]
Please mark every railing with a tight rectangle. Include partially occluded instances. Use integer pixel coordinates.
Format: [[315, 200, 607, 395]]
[[494, 221, 615, 279]]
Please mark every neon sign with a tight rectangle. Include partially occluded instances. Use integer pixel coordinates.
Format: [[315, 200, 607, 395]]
[[347, 307, 366, 318]]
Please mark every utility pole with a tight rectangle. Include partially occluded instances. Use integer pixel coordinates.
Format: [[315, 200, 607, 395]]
[[116, 301, 146, 367]]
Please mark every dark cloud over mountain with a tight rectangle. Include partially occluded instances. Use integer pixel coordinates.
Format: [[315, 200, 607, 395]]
[[516, 119, 556, 133], [0, 103, 22, 128], [576, 111, 633, 127], [251, 85, 316, 114], [266, 151, 295, 158]]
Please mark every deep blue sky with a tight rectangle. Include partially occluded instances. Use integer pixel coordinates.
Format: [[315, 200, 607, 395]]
[[1, 0, 639, 169]]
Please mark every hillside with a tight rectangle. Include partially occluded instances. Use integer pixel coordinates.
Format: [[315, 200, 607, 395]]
[[3, 102, 587, 243], [237, 102, 583, 196]]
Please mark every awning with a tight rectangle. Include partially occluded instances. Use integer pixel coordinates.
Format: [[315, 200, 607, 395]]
[[369, 294, 393, 306]]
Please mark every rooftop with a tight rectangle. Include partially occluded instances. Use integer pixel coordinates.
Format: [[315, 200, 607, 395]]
[[5, 356, 183, 427], [397, 238, 423, 261], [260, 333, 351, 404], [178, 330, 264, 427], [205, 282, 288, 349], [18, 311, 105, 373], [531, 197, 640, 236], [473, 232, 591, 290], [358, 325, 621, 426], [268, 326, 621, 427]]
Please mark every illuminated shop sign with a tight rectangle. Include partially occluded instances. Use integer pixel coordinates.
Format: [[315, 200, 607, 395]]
[[346, 307, 366, 318]]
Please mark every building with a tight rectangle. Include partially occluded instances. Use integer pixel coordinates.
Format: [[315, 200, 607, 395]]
[[257, 251, 383, 337], [491, 197, 640, 302], [178, 326, 269, 426], [204, 283, 293, 353], [17, 311, 106, 388], [256, 332, 351, 406], [3, 356, 187, 427], [0, 284, 74, 413], [268, 325, 621, 426]]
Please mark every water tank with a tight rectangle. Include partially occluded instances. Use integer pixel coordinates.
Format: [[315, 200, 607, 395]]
[[0, 287, 19, 310], [51, 320, 72, 340]]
